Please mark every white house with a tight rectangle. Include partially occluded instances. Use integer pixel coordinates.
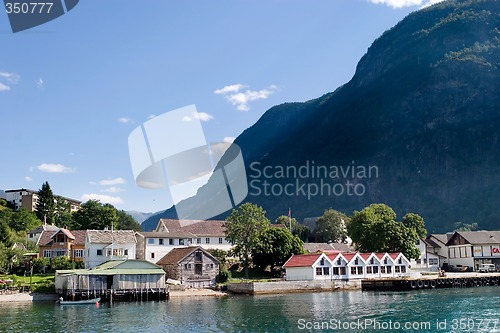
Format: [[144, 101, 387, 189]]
[[84, 230, 136, 268], [136, 219, 232, 263], [410, 238, 443, 269], [445, 231, 500, 271], [283, 251, 410, 281], [27, 223, 60, 245]]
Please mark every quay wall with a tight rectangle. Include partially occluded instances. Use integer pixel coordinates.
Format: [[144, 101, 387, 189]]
[[227, 280, 361, 295]]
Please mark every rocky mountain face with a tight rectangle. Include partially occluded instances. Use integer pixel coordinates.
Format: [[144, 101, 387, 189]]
[[143, 0, 500, 233]]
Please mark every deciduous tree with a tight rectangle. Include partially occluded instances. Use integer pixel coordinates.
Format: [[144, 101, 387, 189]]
[[72, 200, 119, 230], [224, 203, 270, 278], [314, 209, 348, 243]]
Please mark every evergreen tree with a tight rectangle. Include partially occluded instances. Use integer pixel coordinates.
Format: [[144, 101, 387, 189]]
[[35, 182, 56, 224]]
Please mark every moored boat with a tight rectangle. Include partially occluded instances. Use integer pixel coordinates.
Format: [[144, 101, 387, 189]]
[[57, 297, 101, 305]]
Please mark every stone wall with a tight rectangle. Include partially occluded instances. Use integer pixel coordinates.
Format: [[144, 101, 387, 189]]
[[227, 280, 361, 295]]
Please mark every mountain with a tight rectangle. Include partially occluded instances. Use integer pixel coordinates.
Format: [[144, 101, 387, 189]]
[[126, 210, 155, 224], [143, 0, 500, 233]]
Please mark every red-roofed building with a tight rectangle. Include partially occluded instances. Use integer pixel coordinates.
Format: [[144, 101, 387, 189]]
[[283, 251, 410, 281], [38, 228, 86, 262]]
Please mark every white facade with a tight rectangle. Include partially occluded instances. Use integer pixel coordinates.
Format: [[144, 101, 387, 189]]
[[142, 234, 231, 264]]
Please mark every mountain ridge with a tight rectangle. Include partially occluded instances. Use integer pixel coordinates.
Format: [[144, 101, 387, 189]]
[[143, 0, 500, 233]]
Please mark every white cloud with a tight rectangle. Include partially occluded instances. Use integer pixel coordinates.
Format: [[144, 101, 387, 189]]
[[215, 84, 278, 111], [25, 176, 33, 181], [223, 136, 236, 143], [36, 78, 44, 89], [99, 177, 126, 186], [118, 117, 133, 124], [81, 193, 124, 205], [182, 111, 214, 122], [214, 84, 245, 95], [37, 163, 74, 173], [366, 0, 444, 8], [0, 72, 20, 91], [102, 187, 125, 193]]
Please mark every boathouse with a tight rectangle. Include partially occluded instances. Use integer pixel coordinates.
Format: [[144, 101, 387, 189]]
[[156, 246, 219, 288], [283, 251, 410, 281], [55, 259, 167, 301]]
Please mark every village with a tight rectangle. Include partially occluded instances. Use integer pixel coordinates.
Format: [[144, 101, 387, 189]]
[[1, 187, 500, 303]]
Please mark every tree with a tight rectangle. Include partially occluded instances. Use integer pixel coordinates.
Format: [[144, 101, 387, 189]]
[[9, 208, 40, 232], [116, 210, 142, 231], [275, 215, 311, 242], [402, 213, 427, 238], [224, 203, 270, 278], [36, 182, 56, 224], [0, 219, 12, 247], [72, 200, 119, 230], [347, 203, 423, 260], [313, 209, 348, 243], [252, 227, 304, 274], [454, 221, 479, 231], [54, 196, 73, 228]]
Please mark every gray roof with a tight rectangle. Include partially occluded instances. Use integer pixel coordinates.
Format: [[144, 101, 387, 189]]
[[87, 230, 136, 244], [303, 242, 354, 253], [139, 231, 196, 239], [156, 219, 226, 237], [27, 224, 59, 235], [429, 234, 451, 245], [450, 231, 500, 245]]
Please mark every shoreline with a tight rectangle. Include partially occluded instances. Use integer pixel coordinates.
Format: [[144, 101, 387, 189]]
[[0, 292, 59, 303]]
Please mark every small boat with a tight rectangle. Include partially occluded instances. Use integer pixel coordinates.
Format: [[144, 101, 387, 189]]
[[57, 297, 101, 305]]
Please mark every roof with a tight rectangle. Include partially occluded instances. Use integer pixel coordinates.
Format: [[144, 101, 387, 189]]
[[139, 231, 196, 239], [156, 219, 226, 236], [87, 230, 136, 244], [448, 231, 500, 245], [283, 253, 323, 268], [38, 229, 86, 246], [5, 188, 37, 194], [156, 246, 219, 266], [57, 260, 164, 276], [423, 237, 441, 248], [430, 233, 452, 245], [303, 243, 335, 253], [27, 224, 60, 235]]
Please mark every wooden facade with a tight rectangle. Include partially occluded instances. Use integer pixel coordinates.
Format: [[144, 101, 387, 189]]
[[156, 246, 219, 288]]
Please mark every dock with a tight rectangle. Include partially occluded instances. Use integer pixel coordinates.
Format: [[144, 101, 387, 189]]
[[361, 273, 500, 291]]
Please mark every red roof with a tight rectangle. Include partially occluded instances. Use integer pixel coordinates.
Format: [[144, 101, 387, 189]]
[[283, 253, 323, 268], [389, 253, 401, 260], [359, 253, 372, 261]]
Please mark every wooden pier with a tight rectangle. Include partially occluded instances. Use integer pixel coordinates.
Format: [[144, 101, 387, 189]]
[[362, 274, 500, 291]]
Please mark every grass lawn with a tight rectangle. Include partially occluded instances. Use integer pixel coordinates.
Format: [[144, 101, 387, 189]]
[[0, 274, 55, 292]]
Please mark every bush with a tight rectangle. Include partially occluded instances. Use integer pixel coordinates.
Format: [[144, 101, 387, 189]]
[[217, 268, 230, 283]]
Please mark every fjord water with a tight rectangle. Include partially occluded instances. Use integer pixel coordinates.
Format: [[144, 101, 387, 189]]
[[1, 287, 499, 332]]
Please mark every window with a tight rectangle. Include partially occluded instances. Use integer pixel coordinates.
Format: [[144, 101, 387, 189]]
[[219, 237, 223, 244], [179, 239, 185, 246], [107, 249, 112, 256], [370, 258, 374, 264], [373, 266, 379, 274], [400, 266, 406, 273], [55, 249, 66, 257], [322, 267, 329, 275], [195, 251, 202, 261], [169, 239, 174, 245], [316, 267, 323, 275], [197, 238, 201, 244], [367, 266, 373, 274], [188, 238, 193, 244], [381, 266, 386, 274], [398, 258, 402, 264], [386, 266, 392, 273], [354, 258, 359, 265], [206, 238, 210, 244], [148, 238, 154, 245], [337, 258, 342, 265], [184, 263, 191, 269], [357, 266, 363, 275], [384, 258, 388, 265], [333, 267, 339, 275], [159, 239, 164, 245], [350, 267, 357, 275], [429, 258, 438, 265], [339, 267, 346, 275], [74, 249, 84, 258], [320, 258, 325, 266], [43, 250, 52, 258], [124, 249, 128, 256], [151, 252, 155, 259], [395, 266, 401, 273], [97, 249, 103, 256]]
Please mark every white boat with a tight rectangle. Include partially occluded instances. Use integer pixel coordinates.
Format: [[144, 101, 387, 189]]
[[57, 297, 101, 305]]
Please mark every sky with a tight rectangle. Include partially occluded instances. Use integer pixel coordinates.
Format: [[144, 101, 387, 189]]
[[0, 0, 445, 214]]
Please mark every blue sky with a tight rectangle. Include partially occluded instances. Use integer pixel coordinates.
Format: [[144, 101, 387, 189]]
[[0, 0, 444, 214]]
